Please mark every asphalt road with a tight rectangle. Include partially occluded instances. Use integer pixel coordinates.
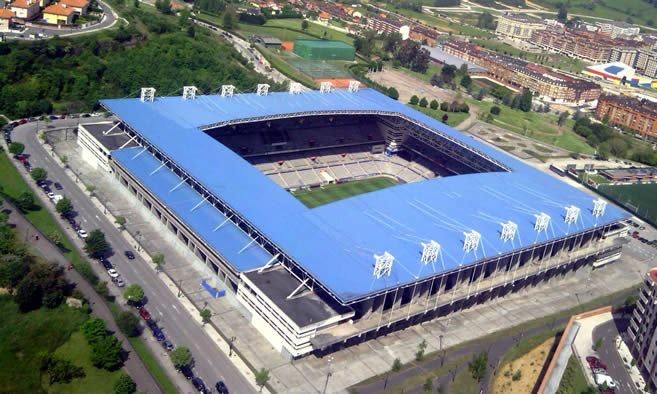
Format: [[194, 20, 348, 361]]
[[3, 198, 161, 393], [11, 120, 255, 394], [592, 319, 640, 394], [4, 0, 117, 40]]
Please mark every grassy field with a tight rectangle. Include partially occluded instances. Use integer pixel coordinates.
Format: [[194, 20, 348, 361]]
[[535, 0, 657, 27], [411, 104, 470, 128], [49, 332, 121, 394], [557, 355, 592, 394], [255, 45, 318, 87], [0, 296, 89, 393], [598, 183, 657, 224], [292, 177, 397, 208], [450, 365, 482, 394], [237, 19, 352, 44], [394, 62, 444, 85]]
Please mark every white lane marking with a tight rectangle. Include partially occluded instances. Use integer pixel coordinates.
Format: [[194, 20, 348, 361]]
[[171, 304, 180, 313]]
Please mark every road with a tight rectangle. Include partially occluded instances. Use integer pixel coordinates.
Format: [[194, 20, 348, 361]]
[[2, 198, 161, 393], [592, 319, 640, 394], [11, 120, 256, 394], [4, 0, 118, 40]]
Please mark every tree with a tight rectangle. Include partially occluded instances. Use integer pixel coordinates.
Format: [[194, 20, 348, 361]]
[[557, 3, 568, 22], [14, 276, 43, 312], [152, 253, 165, 271], [468, 351, 488, 381], [558, 111, 570, 127], [387, 87, 399, 100], [223, 6, 237, 30], [91, 335, 123, 370], [490, 106, 501, 115], [255, 368, 270, 392], [116, 311, 141, 337], [423, 377, 433, 392], [114, 373, 136, 394], [55, 197, 73, 217], [353, 35, 374, 57], [30, 167, 48, 182], [48, 230, 63, 246], [95, 281, 110, 300], [383, 32, 403, 53], [84, 229, 110, 258], [41, 356, 85, 384], [186, 24, 196, 38], [440, 102, 449, 112], [170, 346, 193, 369], [419, 97, 428, 108], [154, 0, 172, 14], [519, 88, 532, 112], [430, 99, 439, 110], [16, 192, 35, 212], [409, 95, 420, 105], [415, 339, 428, 361], [8, 142, 25, 155], [82, 318, 107, 344], [301, 20, 309, 31], [123, 284, 145, 304], [114, 216, 126, 229], [477, 12, 496, 30], [200, 308, 212, 325], [440, 64, 457, 84], [133, 0, 139, 7], [0, 254, 29, 289], [608, 138, 629, 157], [460, 74, 472, 90], [391, 357, 402, 372]]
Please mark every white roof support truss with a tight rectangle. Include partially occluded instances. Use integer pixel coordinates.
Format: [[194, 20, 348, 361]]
[[148, 160, 169, 176], [289, 82, 303, 95], [348, 80, 360, 93], [256, 84, 270, 96], [420, 240, 440, 264], [102, 121, 122, 135], [182, 86, 197, 100], [118, 134, 137, 150], [463, 230, 481, 253], [564, 205, 580, 225], [319, 81, 332, 94], [221, 85, 235, 97], [169, 177, 188, 193], [592, 199, 607, 218], [534, 212, 550, 233], [287, 278, 310, 300], [258, 253, 281, 273], [373, 252, 394, 278], [140, 87, 156, 102], [500, 221, 517, 243], [190, 195, 209, 212]]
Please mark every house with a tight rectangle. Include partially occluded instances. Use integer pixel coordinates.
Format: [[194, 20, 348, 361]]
[[0, 8, 14, 31], [59, 0, 88, 14], [9, 0, 40, 21], [43, 3, 75, 24]]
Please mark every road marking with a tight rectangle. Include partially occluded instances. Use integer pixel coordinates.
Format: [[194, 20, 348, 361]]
[[171, 304, 180, 313]]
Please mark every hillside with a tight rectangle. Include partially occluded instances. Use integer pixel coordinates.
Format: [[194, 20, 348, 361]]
[[534, 0, 657, 26]]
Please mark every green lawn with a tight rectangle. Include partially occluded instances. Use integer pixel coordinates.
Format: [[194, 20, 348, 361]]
[[450, 366, 481, 394], [0, 296, 89, 393], [535, 0, 657, 27], [237, 19, 352, 44], [394, 63, 443, 84], [49, 332, 121, 394], [411, 104, 470, 128], [255, 45, 318, 88], [292, 177, 397, 208], [598, 183, 657, 224], [127, 337, 177, 394], [557, 355, 592, 394]]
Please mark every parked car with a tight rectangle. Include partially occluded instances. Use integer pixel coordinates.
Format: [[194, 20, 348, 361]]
[[53, 182, 63, 190], [191, 377, 208, 393], [124, 250, 135, 260], [77, 229, 88, 238], [179, 365, 194, 380], [215, 381, 229, 394], [101, 260, 113, 271], [586, 356, 607, 370], [47, 192, 56, 199], [162, 339, 174, 351], [594, 374, 616, 389], [112, 276, 125, 287], [139, 308, 152, 321], [152, 326, 165, 341], [107, 268, 120, 278]]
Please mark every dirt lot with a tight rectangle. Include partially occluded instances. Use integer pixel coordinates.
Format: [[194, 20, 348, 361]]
[[493, 338, 556, 394], [367, 68, 456, 103]]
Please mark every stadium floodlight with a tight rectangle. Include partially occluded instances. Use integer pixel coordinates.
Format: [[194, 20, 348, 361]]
[[373, 252, 394, 278], [319, 81, 333, 94], [500, 220, 517, 243], [182, 86, 197, 100], [140, 87, 156, 103], [564, 205, 580, 225], [221, 85, 235, 98], [348, 80, 360, 93], [592, 198, 607, 218], [289, 82, 303, 95], [463, 230, 480, 253], [256, 84, 270, 96], [534, 212, 550, 233], [420, 240, 440, 264]]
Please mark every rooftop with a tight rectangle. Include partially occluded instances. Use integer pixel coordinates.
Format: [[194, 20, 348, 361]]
[[10, 0, 37, 8], [424, 45, 487, 73], [60, 0, 89, 7], [80, 122, 137, 151], [0, 8, 15, 17], [500, 13, 544, 24], [600, 94, 657, 117], [43, 3, 75, 15], [102, 88, 628, 304]]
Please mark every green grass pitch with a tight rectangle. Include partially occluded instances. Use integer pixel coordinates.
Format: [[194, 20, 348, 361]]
[[598, 183, 657, 224], [292, 177, 398, 208]]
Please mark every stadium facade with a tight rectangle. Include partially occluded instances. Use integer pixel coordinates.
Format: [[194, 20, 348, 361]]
[[90, 83, 629, 358]]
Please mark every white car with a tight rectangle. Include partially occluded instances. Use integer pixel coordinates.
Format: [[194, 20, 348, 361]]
[[107, 268, 120, 278], [113, 276, 125, 287], [47, 192, 55, 199], [77, 229, 88, 238], [594, 373, 616, 389]]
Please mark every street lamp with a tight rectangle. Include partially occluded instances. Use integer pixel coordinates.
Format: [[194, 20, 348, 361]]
[[321, 355, 334, 394]]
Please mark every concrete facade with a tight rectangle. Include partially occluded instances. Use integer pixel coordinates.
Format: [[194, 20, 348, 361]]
[[628, 268, 657, 391], [495, 13, 546, 40]]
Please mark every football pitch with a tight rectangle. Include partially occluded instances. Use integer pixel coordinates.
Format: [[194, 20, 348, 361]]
[[598, 183, 657, 224], [292, 177, 398, 208]]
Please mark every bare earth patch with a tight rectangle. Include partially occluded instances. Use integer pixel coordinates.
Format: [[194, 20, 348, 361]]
[[493, 338, 555, 394]]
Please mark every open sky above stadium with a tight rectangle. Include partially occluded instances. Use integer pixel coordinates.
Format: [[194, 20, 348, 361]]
[[103, 88, 628, 303]]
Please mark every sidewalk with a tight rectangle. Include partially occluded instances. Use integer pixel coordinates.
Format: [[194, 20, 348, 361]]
[[2, 199, 162, 394]]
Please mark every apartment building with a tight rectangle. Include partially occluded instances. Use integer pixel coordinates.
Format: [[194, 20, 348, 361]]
[[598, 21, 640, 39], [595, 94, 657, 138], [495, 13, 546, 40], [627, 268, 657, 391]]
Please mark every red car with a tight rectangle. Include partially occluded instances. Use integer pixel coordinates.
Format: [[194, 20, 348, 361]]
[[586, 356, 607, 370], [139, 308, 152, 321]]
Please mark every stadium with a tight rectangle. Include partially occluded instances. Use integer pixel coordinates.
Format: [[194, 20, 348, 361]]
[[92, 82, 629, 358]]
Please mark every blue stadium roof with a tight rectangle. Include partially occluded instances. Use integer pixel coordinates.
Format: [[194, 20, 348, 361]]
[[102, 88, 628, 303]]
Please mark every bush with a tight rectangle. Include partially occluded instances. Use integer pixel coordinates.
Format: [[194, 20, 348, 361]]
[[8, 142, 25, 155], [114, 373, 136, 394], [490, 106, 501, 115], [387, 87, 399, 100], [116, 311, 140, 337], [430, 99, 439, 110], [440, 102, 448, 111], [512, 370, 522, 381], [170, 346, 193, 369], [123, 284, 144, 304], [419, 97, 428, 108], [90, 335, 123, 371], [409, 95, 419, 105], [30, 167, 48, 182], [82, 317, 107, 344]]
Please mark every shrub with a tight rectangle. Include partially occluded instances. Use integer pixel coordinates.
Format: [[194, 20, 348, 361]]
[[490, 106, 501, 115]]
